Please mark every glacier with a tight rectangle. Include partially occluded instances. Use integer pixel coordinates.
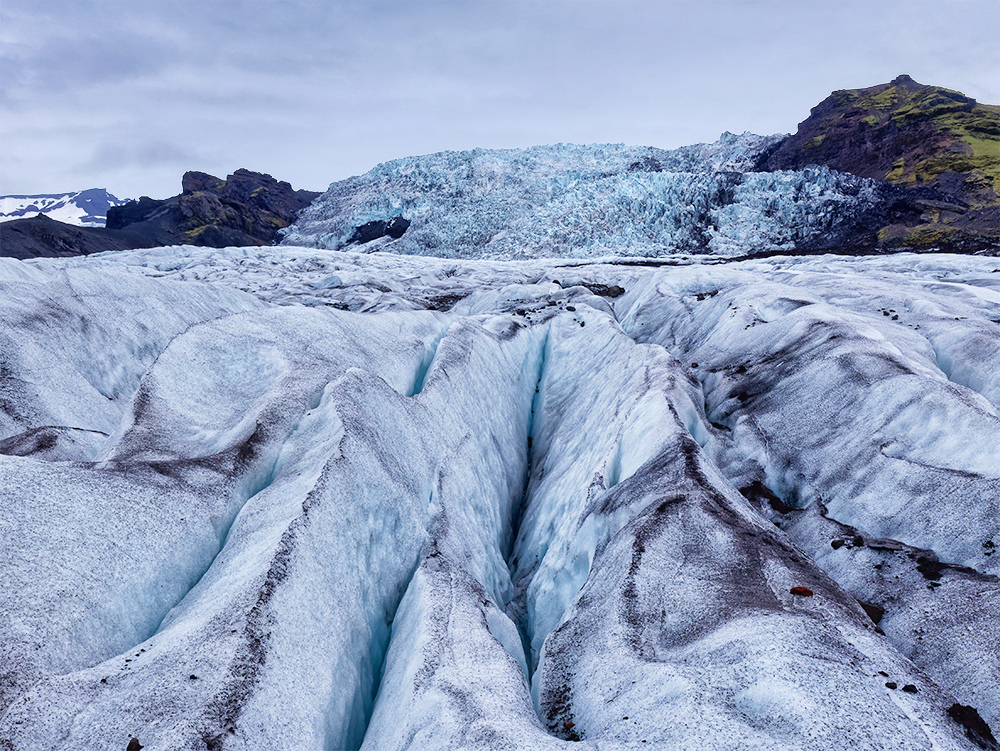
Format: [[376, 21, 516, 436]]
[[2, 244, 1000, 750], [281, 135, 897, 259]]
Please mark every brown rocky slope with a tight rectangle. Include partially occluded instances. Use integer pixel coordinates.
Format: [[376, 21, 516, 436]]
[[106, 168, 321, 247], [1, 170, 320, 259], [762, 75, 1000, 252]]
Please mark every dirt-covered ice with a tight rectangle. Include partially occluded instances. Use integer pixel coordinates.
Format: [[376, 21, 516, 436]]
[[2, 247, 998, 750]]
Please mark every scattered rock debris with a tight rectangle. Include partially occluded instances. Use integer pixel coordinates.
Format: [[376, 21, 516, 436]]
[[582, 283, 625, 298]]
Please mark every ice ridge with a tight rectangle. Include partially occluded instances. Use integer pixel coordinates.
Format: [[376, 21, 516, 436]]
[[282, 133, 893, 260], [1, 247, 999, 750]]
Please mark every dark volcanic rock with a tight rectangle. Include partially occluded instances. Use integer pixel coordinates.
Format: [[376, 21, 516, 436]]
[[762, 75, 1000, 252], [346, 216, 411, 246], [0, 215, 150, 259], [581, 283, 626, 298], [181, 171, 226, 195], [949, 703, 999, 750], [627, 156, 663, 172], [104, 196, 169, 230], [3, 170, 321, 259], [858, 600, 885, 625], [108, 169, 321, 248]]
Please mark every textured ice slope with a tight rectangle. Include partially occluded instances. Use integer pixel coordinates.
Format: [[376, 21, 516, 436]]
[[2, 246, 999, 750], [283, 134, 890, 259]]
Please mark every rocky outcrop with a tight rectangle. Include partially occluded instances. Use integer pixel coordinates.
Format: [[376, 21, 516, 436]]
[[762, 75, 1000, 252], [106, 169, 321, 247], [1, 170, 320, 259], [346, 216, 411, 246]]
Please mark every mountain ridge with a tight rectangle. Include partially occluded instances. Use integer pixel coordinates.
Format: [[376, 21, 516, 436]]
[[0, 169, 320, 259], [762, 74, 1000, 250], [2, 77, 997, 260]]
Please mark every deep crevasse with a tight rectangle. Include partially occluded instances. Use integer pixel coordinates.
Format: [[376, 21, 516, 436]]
[[360, 298, 979, 750]]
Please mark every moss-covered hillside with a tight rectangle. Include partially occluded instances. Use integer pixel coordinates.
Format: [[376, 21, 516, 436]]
[[763, 75, 1000, 252]]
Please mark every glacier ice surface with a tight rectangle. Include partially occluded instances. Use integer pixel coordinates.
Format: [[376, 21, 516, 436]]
[[1, 245, 999, 749], [282, 135, 889, 260]]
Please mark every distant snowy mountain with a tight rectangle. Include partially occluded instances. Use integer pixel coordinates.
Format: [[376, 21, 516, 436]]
[[0, 188, 129, 227], [283, 133, 912, 258], [1, 244, 999, 750]]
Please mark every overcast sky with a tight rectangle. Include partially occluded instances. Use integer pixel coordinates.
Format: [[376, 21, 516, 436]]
[[2, 0, 998, 199]]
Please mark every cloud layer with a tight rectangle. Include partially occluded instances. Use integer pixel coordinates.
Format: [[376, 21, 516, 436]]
[[2, 0, 998, 198]]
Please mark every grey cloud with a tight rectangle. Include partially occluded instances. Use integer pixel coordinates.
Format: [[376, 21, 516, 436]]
[[2, 0, 998, 198], [76, 139, 206, 174]]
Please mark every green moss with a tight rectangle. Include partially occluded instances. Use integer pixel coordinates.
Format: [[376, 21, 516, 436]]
[[183, 224, 211, 240], [872, 91, 1000, 200], [813, 79, 1000, 207], [250, 187, 267, 198], [956, 132, 1000, 153], [828, 90, 859, 109], [891, 95, 972, 126], [876, 225, 898, 244], [183, 220, 225, 240], [868, 87, 900, 111], [907, 151, 1000, 201], [885, 157, 906, 182], [898, 224, 960, 247]]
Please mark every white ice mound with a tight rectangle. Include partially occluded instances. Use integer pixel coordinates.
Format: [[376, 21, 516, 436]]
[[282, 133, 888, 259]]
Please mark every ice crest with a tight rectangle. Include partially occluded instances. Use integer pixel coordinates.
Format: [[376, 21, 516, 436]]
[[282, 133, 887, 259]]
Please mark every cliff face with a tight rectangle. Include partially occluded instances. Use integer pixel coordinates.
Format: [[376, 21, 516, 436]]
[[1, 170, 321, 259], [763, 75, 1000, 251], [106, 168, 321, 247]]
